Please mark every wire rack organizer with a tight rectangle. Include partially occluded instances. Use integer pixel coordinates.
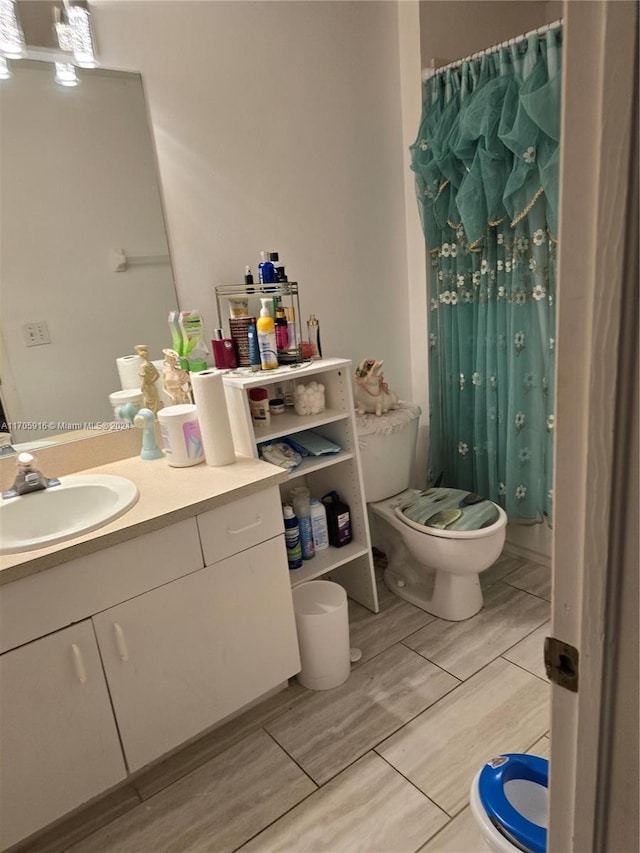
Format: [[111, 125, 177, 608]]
[[214, 282, 305, 364]]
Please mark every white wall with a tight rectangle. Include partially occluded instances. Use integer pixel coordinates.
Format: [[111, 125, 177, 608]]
[[92, 0, 413, 400]]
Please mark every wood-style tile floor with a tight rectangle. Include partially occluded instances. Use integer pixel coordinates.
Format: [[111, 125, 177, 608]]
[[16, 552, 551, 853]]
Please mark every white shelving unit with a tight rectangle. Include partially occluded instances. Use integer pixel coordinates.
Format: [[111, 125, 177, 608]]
[[222, 358, 379, 613]]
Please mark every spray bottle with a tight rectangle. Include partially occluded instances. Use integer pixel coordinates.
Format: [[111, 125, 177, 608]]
[[257, 298, 278, 370]]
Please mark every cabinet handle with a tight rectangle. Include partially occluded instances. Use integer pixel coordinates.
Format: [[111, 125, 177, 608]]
[[71, 644, 87, 684], [113, 623, 129, 662], [227, 516, 262, 535]]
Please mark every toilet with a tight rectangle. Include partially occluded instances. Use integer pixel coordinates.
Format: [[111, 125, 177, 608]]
[[470, 753, 549, 852], [356, 402, 507, 621]]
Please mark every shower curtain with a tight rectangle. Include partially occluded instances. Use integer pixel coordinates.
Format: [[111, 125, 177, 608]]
[[411, 29, 562, 523]]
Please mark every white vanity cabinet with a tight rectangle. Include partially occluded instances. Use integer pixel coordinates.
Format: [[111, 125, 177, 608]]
[[0, 621, 127, 851], [223, 358, 379, 613], [93, 497, 299, 772], [0, 481, 299, 849]]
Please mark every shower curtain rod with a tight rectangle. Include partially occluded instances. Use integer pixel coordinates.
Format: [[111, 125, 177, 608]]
[[422, 18, 563, 81]]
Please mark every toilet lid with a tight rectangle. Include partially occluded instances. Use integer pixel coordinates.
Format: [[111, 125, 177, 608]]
[[398, 488, 500, 532], [478, 753, 548, 853]]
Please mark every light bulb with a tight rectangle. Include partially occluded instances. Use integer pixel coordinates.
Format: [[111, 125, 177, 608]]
[[67, 5, 97, 68], [0, 55, 10, 79], [54, 62, 79, 87]]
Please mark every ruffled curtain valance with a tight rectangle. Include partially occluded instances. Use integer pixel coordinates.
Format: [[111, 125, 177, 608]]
[[412, 32, 562, 250]]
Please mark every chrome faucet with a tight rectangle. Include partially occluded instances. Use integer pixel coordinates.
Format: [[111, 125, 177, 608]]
[[2, 452, 61, 499]]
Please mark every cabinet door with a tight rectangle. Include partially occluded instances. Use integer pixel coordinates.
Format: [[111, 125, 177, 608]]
[[0, 622, 126, 850], [93, 535, 300, 772]]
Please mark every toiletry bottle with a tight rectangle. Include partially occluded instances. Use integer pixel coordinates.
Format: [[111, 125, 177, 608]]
[[257, 298, 279, 370], [270, 252, 287, 282], [211, 329, 238, 369], [248, 387, 270, 426], [291, 487, 315, 560], [244, 266, 254, 285], [322, 491, 352, 548], [307, 314, 322, 359], [275, 307, 289, 351], [286, 307, 298, 349], [258, 251, 276, 286], [247, 320, 262, 371], [283, 505, 303, 570], [310, 498, 329, 551]]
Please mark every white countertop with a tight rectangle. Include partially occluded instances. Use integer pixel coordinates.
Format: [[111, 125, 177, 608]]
[[0, 453, 288, 586]]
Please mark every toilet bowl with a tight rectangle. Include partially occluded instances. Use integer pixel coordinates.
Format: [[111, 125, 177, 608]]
[[470, 753, 549, 853], [357, 402, 507, 621]]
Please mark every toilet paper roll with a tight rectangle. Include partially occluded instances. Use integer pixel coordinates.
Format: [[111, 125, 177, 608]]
[[116, 355, 172, 407], [190, 369, 236, 467], [116, 355, 143, 390]]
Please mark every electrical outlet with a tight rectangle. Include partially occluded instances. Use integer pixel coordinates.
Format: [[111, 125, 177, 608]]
[[23, 322, 51, 347]]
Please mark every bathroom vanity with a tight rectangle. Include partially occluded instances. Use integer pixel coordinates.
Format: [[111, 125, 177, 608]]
[[0, 456, 300, 850]]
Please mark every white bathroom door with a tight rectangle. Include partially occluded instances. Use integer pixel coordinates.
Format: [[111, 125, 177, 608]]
[[549, 2, 638, 851]]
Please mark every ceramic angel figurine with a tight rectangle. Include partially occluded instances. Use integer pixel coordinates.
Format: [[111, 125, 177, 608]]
[[134, 344, 163, 416], [162, 348, 192, 405], [354, 358, 399, 416]]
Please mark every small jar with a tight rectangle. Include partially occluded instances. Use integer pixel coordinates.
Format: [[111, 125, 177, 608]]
[[248, 387, 270, 426], [269, 397, 286, 416]]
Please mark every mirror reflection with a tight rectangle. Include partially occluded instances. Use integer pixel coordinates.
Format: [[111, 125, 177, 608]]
[[0, 60, 179, 450]]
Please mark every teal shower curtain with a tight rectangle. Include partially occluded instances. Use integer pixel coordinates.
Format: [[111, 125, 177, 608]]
[[411, 29, 562, 523]]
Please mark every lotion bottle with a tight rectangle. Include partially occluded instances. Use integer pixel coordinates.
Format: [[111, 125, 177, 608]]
[[257, 298, 278, 370]]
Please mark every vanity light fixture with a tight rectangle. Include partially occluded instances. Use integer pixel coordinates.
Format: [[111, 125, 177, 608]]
[[0, 0, 25, 58]]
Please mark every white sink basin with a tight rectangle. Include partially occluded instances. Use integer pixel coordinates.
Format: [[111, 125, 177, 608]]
[[0, 474, 139, 555]]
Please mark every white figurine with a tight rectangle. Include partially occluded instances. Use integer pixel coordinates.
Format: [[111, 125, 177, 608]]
[[134, 344, 163, 416], [354, 358, 399, 416]]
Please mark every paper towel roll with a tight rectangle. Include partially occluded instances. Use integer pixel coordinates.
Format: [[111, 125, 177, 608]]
[[190, 370, 236, 467], [116, 355, 172, 407]]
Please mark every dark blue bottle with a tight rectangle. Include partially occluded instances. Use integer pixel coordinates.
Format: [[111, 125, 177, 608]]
[[283, 506, 303, 569], [258, 250, 276, 285]]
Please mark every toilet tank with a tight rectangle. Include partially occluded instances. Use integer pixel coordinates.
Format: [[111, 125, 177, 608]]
[[356, 402, 421, 502]]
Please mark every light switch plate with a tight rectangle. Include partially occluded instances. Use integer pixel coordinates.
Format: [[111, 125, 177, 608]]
[[23, 322, 51, 347]]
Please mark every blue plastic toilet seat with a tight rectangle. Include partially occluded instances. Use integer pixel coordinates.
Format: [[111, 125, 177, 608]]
[[478, 753, 548, 853]]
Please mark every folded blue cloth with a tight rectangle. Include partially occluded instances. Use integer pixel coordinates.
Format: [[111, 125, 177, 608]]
[[286, 431, 341, 456]]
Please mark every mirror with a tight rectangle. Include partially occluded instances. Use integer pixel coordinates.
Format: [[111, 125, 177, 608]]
[[0, 60, 179, 450]]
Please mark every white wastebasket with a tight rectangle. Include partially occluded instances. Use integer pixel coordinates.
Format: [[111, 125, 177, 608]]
[[292, 580, 351, 690]]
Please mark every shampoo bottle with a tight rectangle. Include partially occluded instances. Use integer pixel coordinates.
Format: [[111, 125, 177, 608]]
[[257, 298, 278, 370]]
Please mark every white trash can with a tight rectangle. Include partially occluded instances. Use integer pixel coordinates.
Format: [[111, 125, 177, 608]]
[[292, 580, 351, 690]]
